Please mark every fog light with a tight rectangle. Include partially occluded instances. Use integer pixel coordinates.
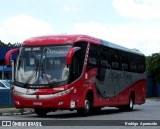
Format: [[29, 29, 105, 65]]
[[15, 101, 20, 105]]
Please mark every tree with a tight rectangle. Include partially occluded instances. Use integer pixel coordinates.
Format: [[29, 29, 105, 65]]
[[146, 53, 160, 83], [0, 40, 7, 46], [0, 40, 22, 47]]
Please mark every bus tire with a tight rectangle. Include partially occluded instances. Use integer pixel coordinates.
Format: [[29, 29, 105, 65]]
[[118, 94, 134, 111], [126, 95, 134, 111], [77, 97, 92, 116], [34, 108, 48, 117]]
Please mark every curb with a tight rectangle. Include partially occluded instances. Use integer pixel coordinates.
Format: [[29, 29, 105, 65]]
[[147, 97, 160, 101], [0, 108, 34, 116]]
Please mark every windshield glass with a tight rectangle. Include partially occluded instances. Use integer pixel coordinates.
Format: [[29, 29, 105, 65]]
[[15, 45, 71, 87]]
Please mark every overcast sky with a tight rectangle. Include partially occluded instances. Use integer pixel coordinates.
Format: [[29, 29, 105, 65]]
[[0, 0, 160, 56]]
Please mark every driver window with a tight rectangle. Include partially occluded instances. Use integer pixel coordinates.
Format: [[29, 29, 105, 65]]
[[69, 42, 87, 83], [70, 54, 80, 81], [72, 56, 79, 76]]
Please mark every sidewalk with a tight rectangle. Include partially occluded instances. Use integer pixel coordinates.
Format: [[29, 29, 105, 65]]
[[0, 108, 34, 116]]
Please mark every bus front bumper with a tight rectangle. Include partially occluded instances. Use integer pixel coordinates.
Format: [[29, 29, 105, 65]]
[[13, 87, 76, 109]]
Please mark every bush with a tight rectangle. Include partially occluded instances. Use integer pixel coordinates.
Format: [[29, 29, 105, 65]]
[[146, 53, 160, 83]]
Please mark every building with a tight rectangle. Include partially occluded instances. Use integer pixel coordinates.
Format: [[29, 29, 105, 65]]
[[0, 47, 18, 80]]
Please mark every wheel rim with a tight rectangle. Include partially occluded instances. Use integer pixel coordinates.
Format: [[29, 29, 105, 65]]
[[85, 100, 90, 112], [129, 98, 133, 109]]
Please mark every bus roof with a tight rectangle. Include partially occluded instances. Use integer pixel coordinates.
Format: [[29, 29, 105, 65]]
[[23, 34, 144, 56], [24, 35, 100, 46], [100, 39, 144, 56]]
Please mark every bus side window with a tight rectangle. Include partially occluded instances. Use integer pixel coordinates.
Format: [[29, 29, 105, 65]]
[[100, 60, 108, 68], [96, 46, 108, 82], [88, 57, 97, 66], [72, 56, 79, 76], [87, 44, 99, 71], [131, 65, 137, 72], [69, 53, 80, 82], [110, 50, 120, 70], [112, 62, 119, 69], [69, 41, 87, 83], [122, 63, 128, 71], [73, 41, 87, 74], [121, 52, 129, 71], [137, 57, 145, 73]]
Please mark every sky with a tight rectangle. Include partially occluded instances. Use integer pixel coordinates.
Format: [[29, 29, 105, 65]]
[[0, 0, 160, 56]]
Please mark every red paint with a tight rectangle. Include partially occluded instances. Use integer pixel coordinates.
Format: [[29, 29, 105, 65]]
[[5, 48, 19, 66], [7, 35, 146, 112], [66, 47, 81, 65], [23, 35, 100, 46]]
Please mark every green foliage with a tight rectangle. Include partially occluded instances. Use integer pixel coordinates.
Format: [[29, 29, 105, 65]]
[[0, 40, 7, 46], [0, 40, 21, 47], [146, 53, 160, 83]]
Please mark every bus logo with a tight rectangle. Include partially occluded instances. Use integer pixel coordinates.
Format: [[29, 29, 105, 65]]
[[36, 95, 39, 99]]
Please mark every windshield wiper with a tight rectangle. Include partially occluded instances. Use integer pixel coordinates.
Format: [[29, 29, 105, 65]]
[[39, 62, 53, 87], [23, 50, 52, 87], [23, 62, 39, 87], [38, 49, 53, 86]]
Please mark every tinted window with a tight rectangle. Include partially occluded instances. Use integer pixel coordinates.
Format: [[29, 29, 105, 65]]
[[69, 42, 87, 82], [87, 44, 99, 71]]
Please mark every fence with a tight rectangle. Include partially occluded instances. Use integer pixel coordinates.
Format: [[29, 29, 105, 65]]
[[147, 75, 160, 97], [0, 89, 13, 107]]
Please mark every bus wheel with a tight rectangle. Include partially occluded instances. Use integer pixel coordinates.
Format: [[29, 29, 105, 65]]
[[34, 108, 48, 117], [118, 95, 134, 111], [126, 95, 134, 111], [77, 98, 91, 116]]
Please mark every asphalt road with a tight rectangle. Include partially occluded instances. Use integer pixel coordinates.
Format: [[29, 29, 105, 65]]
[[0, 98, 160, 129]]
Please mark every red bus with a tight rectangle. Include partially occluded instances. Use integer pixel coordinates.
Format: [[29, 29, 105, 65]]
[[6, 35, 146, 116]]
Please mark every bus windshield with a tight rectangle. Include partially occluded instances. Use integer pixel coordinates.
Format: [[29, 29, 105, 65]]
[[15, 45, 72, 87]]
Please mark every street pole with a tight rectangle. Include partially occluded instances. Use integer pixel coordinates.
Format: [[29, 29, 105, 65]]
[[11, 60, 14, 82]]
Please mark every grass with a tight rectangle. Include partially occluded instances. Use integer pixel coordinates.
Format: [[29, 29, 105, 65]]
[[0, 106, 13, 109]]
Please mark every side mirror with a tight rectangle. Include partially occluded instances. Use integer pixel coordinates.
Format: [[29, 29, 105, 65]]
[[5, 48, 19, 66], [66, 47, 81, 65]]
